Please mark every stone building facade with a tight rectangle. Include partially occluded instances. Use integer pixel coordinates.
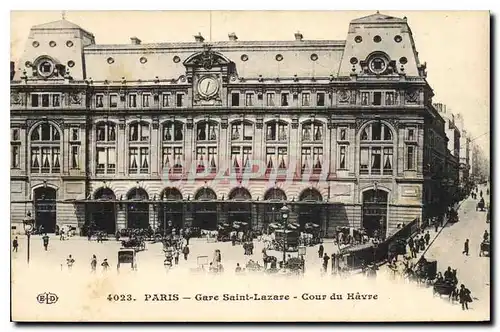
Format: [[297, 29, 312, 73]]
[[11, 13, 451, 238]]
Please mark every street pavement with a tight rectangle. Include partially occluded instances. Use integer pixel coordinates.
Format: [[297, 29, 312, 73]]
[[422, 187, 490, 315]]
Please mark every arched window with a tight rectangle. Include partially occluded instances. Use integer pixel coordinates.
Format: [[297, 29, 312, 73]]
[[231, 121, 253, 173], [95, 122, 117, 174], [96, 122, 116, 142], [265, 121, 288, 173], [359, 122, 394, 175], [162, 121, 184, 173], [301, 121, 324, 174], [30, 122, 61, 174], [129, 121, 150, 174], [196, 121, 218, 173]]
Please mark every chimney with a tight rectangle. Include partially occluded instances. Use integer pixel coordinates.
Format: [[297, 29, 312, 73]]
[[294, 31, 304, 41], [130, 37, 141, 45], [228, 32, 238, 41], [194, 33, 205, 43]]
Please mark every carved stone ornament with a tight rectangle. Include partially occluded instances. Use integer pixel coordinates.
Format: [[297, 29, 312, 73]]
[[186, 118, 194, 129], [405, 89, 419, 103], [10, 92, 22, 105], [355, 119, 366, 132], [256, 118, 264, 129], [385, 118, 401, 129], [291, 117, 299, 129], [70, 93, 82, 104], [337, 89, 350, 103], [152, 121, 159, 130], [221, 118, 228, 129], [118, 123, 125, 130]]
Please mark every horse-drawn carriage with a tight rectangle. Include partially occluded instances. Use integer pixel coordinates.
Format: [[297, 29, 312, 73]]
[[217, 223, 232, 242], [121, 236, 146, 252], [284, 257, 305, 275], [433, 280, 458, 300], [271, 229, 300, 252], [117, 249, 137, 271], [477, 198, 486, 211], [479, 241, 490, 257], [303, 223, 322, 246]]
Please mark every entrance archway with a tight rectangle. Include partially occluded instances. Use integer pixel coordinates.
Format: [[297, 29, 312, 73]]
[[34, 186, 57, 233], [127, 188, 149, 229], [263, 188, 287, 224], [92, 187, 116, 234], [159, 187, 183, 231], [298, 188, 323, 230], [194, 187, 217, 230], [362, 189, 388, 239], [227, 187, 252, 226]]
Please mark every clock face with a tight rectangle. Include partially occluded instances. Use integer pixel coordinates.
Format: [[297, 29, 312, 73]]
[[197, 76, 219, 97]]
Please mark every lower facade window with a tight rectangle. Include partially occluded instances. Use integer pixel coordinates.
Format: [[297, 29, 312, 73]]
[[196, 146, 217, 173], [162, 147, 183, 172], [71, 145, 79, 169], [11, 145, 19, 168], [407, 145, 416, 170], [31, 147, 60, 173], [231, 146, 252, 172], [266, 146, 287, 172], [96, 147, 116, 174], [360, 146, 393, 175], [129, 147, 149, 174], [301, 147, 323, 173]]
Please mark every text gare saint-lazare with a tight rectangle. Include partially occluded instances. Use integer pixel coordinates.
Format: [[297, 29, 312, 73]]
[[108, 293, 379, 302]]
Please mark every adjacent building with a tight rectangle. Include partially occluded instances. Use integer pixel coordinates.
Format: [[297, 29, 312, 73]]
[[11, 13, 452, 238]]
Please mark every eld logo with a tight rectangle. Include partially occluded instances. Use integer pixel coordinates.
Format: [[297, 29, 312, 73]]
[[36, 292, 59, 305]]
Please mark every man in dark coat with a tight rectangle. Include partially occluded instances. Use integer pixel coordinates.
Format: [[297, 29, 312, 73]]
[[483, 230, 489, 242], [322, 253, 330, 273], [42, 233, 50, 251], [182, 245, 190, 260], [413, 236, 420, 254], [459, 284, 472, 310], [12, 236, 18, 252], [318, 244, 324, 258], [462, 239, 470, 256], [444, 267, 453, 281], [424, 231, 431, 246]]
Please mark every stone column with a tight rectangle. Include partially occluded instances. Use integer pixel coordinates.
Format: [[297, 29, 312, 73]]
[[118, 119, 126, 175], [151, 119, 159, 176], [79, 123, 87, 176], [255, 117, 264, 171], [397, 124, 405, 177], [185, 118, 194, 175], [63, 123, 70, 175], [290, 117, 300, 175], [417, 124, 424, 175], [19, 124, 27, 173], [220, 117, 229, 174], [327, 121, 336, 174]]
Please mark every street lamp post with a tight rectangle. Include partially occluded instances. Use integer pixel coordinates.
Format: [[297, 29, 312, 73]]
[[23, 212, 35, 265], [280, 204, 290, 266]]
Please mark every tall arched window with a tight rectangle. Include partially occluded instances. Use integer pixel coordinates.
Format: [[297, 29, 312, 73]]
[[95, 122, 116, 174], [231, 120, 253, 173], [162, 121, 184, 173], [129, 121, 150, 174], [265, 120, 288, 172], [359, 122, 394, 175], [196, 121, 218, 173], [30, 122, 61, 174], [301, 121, 324, 174]]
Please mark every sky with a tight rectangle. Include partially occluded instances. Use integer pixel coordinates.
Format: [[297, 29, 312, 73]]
[[9, 10, 490, 156]]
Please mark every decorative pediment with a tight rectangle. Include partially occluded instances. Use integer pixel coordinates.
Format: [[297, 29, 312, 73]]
[[183, 45, 232, 70]]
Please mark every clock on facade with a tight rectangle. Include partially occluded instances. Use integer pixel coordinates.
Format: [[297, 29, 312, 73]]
[[197, 76, 219, 98]]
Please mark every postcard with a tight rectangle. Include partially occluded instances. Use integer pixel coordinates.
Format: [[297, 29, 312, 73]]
[[10, 10, 490, 322]]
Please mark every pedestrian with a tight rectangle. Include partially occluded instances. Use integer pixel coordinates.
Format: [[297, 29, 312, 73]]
[[408, 237, 414, 251], [413, 236, 420, 254], [60, 228, 65, 241], [91, 254, 97, 273], [174, 249, 179, 265], [12, 236, 18, 252], [483, 230, 489, 242], [462, 239, 469, 256], [424, 231, 430, 246], [434, 218, 439, 232], [318, 244, 324, 258], [235, 263, 242, 273], [66, 254, 75, 270], [458, 284, 472, 310], [322, 253, 330, 273], [101, 258, 110, 271], [182, 245, 190, 260], [42, 233, 50, 251]]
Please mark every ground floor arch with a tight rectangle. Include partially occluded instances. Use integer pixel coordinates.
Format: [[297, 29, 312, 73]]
[[34, 186, 57, 233], [263, 188, 287, 225], [91, 187, 117, 234], [297, 188, 323, 229], [159, 187, 184, 231], [362, 189, 389, 239], [127, 187, 149, 229], [227, 187, 252, 226], [193, 187, 218, 230]]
